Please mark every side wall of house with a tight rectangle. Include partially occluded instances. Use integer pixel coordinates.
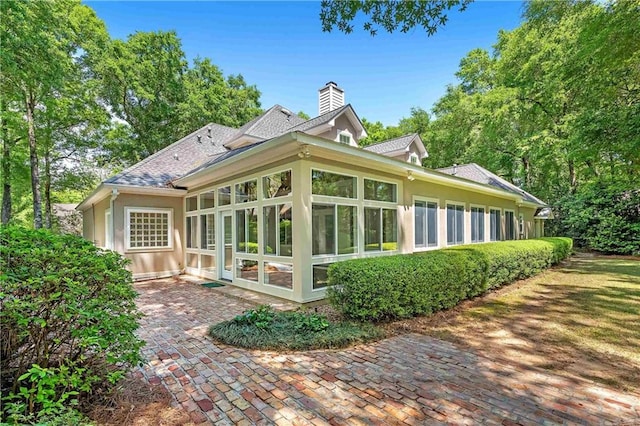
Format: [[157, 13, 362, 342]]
[[113, 194, 184, 280], [81, 196, 110, 247]]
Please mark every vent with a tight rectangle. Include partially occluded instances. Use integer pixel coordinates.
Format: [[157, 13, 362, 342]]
[[318, 81, 344, 115]]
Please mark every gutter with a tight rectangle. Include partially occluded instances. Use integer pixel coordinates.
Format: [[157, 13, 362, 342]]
[[76, 183, 187, 212]]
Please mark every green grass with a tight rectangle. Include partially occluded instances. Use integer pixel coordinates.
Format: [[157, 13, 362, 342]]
[[209, 306, 382, 351]]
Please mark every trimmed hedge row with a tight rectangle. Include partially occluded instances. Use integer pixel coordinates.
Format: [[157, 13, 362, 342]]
[[327, 237, 573, 322]]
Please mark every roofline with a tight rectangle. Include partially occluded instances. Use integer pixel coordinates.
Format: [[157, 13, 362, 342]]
[[76, 183, 187, 211], [364, 133, 428, 159]]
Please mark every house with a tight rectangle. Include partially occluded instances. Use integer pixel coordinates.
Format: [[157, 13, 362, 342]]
[[78, 82, 549, 303]]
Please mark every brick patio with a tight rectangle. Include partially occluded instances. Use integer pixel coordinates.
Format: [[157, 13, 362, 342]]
[[134, 279, 640, 425]]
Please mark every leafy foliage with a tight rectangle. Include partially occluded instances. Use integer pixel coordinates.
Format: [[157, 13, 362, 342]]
[[327, 238, 573, 321], [320, 0, 472, 36], [0, 226, 144, 423], [211, 306, 381, 350]]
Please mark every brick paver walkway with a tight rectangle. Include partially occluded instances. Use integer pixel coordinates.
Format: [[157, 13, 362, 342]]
[[134, 280, 640, 425]]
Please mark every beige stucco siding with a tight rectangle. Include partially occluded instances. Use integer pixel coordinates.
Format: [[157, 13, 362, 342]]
[[81, 196, 110, 247], [113, 193, 184, 279], [317, 115, 360, 143]]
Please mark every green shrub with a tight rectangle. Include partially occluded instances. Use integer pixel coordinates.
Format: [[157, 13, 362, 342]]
[[0, 226, 144, 423], [327, 238, 573, 322], [210, 307, 381, 350]]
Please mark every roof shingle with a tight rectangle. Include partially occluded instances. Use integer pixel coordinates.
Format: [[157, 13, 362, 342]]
[[364, 134, 417, 154]]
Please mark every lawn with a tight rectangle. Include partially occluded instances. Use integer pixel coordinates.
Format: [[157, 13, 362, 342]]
[[387, 254, 640, 392]]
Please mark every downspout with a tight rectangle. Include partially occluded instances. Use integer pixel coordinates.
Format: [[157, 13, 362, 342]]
[[110, 188, 119, 251], [91, 203, 96, 245]]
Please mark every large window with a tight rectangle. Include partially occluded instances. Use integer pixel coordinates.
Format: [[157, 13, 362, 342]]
[[364, 179, 397, 203], [263, 204, 292, 256], [415, 200, 438, 249], [263, 170, 292, 198], [264, 262, 292, 289], [364, 207, 397, 251], [471, 207, 485, 243], [126, 208, 172, 250], [200, 191, 215, 209], [235, 180, 257, 203], [186, 196, 197, 212], [200, 213, 215, 250], [236, 208, 258, 252], [311, 170, 357, 199], [505, 210, 516, 240], [218, 186, 231, 206], [446, 203, 464, 245], [489, 209, 501, 241], [186, 216, 198, 248], [312, 204, 357, 255]]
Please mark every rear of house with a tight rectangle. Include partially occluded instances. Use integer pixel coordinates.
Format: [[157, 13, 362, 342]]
[[78, 82, 549, 302]]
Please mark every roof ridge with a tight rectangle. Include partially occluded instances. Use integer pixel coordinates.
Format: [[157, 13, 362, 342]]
[[108, 122, 234, 183]]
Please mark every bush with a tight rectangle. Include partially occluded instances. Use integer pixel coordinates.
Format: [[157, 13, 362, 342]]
[[0, 226, 144, 423], [327, 237, 573, 322], [209, 305, 381, 350]]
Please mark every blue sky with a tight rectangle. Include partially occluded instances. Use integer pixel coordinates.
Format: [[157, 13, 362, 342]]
[[87, 1, 525, 125]]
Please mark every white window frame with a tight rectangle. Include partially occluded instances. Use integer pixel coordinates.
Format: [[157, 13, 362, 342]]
[[363, 177, 398, 204], [504, 209, 516, 241], [125, 207, 173, 251], [337, 130, 353, 145], [488, 206, 502, 242], [408, 152, 420, 165], [470, 204, 486, 244], [311, 167, 358, 200], [413, 196, 439, 251], [261, 168, 293, 199], [445, 201, 465, 246]]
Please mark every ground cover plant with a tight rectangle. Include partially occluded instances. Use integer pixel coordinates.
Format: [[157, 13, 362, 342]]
[[0, 226, 144, 424], [209, 305, 381, 351], [328, 237, 572, 321], [387, 255, 640, 392]]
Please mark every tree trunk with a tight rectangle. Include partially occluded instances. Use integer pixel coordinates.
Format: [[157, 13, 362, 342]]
[[522, 156, 531, 189], [568, 158, 577, 194], [26, 90, 43, 229], [44, 147, 52, 229], [1, 97, 11, 224]]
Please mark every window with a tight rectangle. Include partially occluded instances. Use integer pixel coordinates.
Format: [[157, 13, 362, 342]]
[[312, 264, 331, 290], [364, 179, 397, 202], [414, 200, 437, 249], [264, 262, 292, 289], [446, 203, 464, 245], [471, 207, 485, 243], [311, 170, 356, 199], [200, 213, 215, 250], [263, 204, 292, 256], [126, 208, 172, 250], [200, 191, 215, 209], [186, 196, 197, 212], [263, 170, 292, 198], [236, 259, 258, 282], [505, 210, 516, 240], [409, 153, 419, 165], [365, 207, 397, 251], [236, 208, 258, 252], [235, 180, 257, 203], [218, 186, 231, 206], [186, 216, 198, 248], [312, 204, 357, 255], [489, 209, 501, 241], [339, 133, 351, 144], [519, 213, 525, 237]]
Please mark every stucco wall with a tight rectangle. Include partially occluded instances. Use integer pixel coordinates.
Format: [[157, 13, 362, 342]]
[[81, 196, 110, 247], [316, 115, 360, 143]]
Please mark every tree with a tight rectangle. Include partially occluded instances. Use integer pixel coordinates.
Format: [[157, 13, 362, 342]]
[[320, 0, 473, 36]]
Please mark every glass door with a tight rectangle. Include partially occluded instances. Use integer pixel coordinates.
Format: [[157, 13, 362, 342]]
[[221, 211, 233, 280]]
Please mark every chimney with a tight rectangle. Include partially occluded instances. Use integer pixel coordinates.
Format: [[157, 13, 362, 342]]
[[318, 81, 344, 115]]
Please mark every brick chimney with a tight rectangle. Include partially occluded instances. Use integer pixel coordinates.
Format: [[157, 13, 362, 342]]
[[318, 81, 344, 115]]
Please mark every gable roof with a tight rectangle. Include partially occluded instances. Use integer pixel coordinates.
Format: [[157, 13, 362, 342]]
[[364, 133, 428, 158], [436, 163, 546, 205], [105, 123, 235, 187], [224, 105, 306, 146], [289, 104, 367, 140]]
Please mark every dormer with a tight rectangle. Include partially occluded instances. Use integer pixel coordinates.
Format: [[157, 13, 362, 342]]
[[363, 134, 428, 164]]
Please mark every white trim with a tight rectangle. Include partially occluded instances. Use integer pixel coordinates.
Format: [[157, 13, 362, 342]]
[[104, 209, 112, 250], [124, 207, 174, 252], [412, 196, 439, 252], [445, 200, 466, 246], [133, 269, 181, 281]]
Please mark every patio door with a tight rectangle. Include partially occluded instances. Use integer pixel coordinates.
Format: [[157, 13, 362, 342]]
[[221, 211, 233, 280]]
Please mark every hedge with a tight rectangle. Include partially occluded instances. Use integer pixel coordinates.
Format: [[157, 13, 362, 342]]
[[327, 237, 572, 322]]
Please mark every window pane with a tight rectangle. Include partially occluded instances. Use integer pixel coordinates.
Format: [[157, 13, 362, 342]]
[[200, 191, 215, 209], [311, 170, 356, 198], [236, 210, 246, 251], [415, 201, 426, 248], [337, 205, 357, 254], [186, 216, 198, 248], [218, 186, 231, 206], [446, 205, 455, 244], [201, 254, 215, 273], [200, 214, 215, 250], [312, 204, 335, 255], [382, 209, 397, 251], [471, 207, 485, 243], [263, 170, 292, 198], [427, 202, 438, 246], [364, 179, 397, 202], [236, 208, 258, 252], [236, 180, 257, 203], [455, 205, 464, 244], [264, 262, 292, 289], [490, 209, 501, 241], [313, 264, 331, 289], [263, 205, 277, 255], [186, 253, 198, 268], [364, 207, 381, 251], [237, 259, 258, 282], [186, 196, 197, 212], [279, 204, 293, 257]]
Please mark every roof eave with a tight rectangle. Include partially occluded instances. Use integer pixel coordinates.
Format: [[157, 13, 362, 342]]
[[76, 184, 188, 211]]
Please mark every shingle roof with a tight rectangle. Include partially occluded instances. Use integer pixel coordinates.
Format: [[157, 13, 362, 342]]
[[436, 163, 546, 205], [364, 134, 417, 154], [105, 123, 236, 187], [288, 104, 352, 132], [178, 140, 269, 180], [226, 105, 306, 143]]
